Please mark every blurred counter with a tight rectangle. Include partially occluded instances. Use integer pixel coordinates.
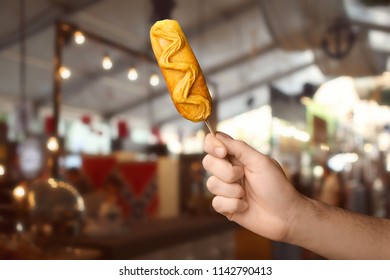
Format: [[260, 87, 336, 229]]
[[71, 215, 236, 259]]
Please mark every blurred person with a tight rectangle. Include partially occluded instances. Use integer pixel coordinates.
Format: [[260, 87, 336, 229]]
[[317, 165, 346, 208], [83, 171, 131, 235], [98, 172, 131, 222], [187, 161, 209, 216], [202, 132, 390, 260]]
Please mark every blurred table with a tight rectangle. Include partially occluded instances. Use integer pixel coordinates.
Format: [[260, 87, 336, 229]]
[[42, 247, 103, 260], [71, 215, 235, 259]]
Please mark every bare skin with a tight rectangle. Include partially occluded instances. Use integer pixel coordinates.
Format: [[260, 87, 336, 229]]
[[202, 132, 390, 259]]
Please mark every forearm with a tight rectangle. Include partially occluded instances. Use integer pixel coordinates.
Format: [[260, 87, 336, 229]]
[[287, 197, 390, 259]]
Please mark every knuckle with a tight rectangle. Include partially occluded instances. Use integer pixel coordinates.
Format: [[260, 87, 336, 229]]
[[225, 172, 235, 183], [206, 176, 217, 193], [226, 170, 238, 182], [235, 186, 245, 198], [236, 139, 246, 146], [202, 155, 211, 169], [211, 196, 222, 211], [232, 200, 246, 213], [226, 167, 242, 183], [235, 139, 249, 150], [231, 201, 240, 212]]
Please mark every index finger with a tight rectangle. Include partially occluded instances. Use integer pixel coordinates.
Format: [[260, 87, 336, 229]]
[[203, 133, 227, 158]]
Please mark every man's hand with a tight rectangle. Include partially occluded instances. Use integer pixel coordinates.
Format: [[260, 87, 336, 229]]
[[202, 132, 305, 242]]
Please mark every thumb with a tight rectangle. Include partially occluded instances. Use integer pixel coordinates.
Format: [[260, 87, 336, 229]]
[[216, 132, 264, 167]]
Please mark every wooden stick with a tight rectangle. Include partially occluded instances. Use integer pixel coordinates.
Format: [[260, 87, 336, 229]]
[[204, 119, 215, 136]]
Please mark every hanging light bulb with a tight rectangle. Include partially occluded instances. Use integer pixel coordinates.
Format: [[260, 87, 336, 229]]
[[0, 164, 5, 176], [127, 67, 138, 81], [74, 31, 85, 45], [150, 73, 159, 87], [102, 54, 113, 70], [16, 222, 24, 233], [59, 66, 71, 79], [13, 185, 26, 200], [46, 136, 59, 152]]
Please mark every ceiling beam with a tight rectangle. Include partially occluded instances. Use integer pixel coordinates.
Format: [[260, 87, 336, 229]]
[[351, 19, 390, 34], [154, 61, 315, 126], [183, 0, 260, 38], [0, 0, 102, 51], [217, 62, 314, 102]]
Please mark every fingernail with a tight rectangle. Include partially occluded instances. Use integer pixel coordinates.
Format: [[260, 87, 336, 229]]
[[215, 147, 225, 158]]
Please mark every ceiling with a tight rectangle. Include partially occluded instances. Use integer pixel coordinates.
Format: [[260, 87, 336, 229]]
[[0, 0, 390, 136]]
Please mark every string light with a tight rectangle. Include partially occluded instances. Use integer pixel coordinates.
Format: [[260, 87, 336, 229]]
[[16, 222, 24, 233], [150, 73, 159, 87], [59, 66, 71, 79], [74, 31, 85, 45], [47, 136, 59, 152], [0, 164, 4, 176], [13, 185, 26, 199], [128, 67, 138, 81], [102, 54, 113, 70], [313, 165, 324, 178]]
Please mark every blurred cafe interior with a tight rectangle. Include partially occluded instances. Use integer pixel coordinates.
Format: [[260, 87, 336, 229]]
[[1, 0, 390, 260]]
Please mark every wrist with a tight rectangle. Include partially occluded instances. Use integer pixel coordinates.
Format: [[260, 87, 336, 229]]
[[283, 194, 318, 246]]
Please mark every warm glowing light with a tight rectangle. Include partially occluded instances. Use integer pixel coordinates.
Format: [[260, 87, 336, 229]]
[[382, 71, 390, 83], [150, 73, 159, 87], [300, 96, 311, 105], [47, 137, 59, 152], [280, 127, 295, 138], [167, 141, 182, 154], [294, 131, 310, 142], [127, 67, 138, 81], [0, 164, 4, 176], [28, 192, 35, 208], [48, 178, 57, 188], [278, 125, 310, 142], [346, 153, 359, 163], [74, 31, 85, 45], [328, 153, 359, 172], [16, 222, 24, 232], [378, 132, 390, 151], [196, 129, 205, 140], [102, 55, 113, 70], [313, 165, 324, 178], [364, 143, 373, 153], [59, 66, 71, 79], [13, 185, 26, 199], [313, 77, 359, 117], [320, 143, 330, 151]]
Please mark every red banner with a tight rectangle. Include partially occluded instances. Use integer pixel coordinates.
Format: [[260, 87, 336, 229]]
[[117, 120, 129, 139], [82, 155, 117, 189], [119, 162, 158, 217]]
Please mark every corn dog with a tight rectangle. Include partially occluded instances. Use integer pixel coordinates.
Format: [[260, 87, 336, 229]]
[[150, 19, 212, 122]]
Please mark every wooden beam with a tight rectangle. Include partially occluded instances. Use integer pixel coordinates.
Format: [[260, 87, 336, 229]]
[[0, 0, 102, 50]]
